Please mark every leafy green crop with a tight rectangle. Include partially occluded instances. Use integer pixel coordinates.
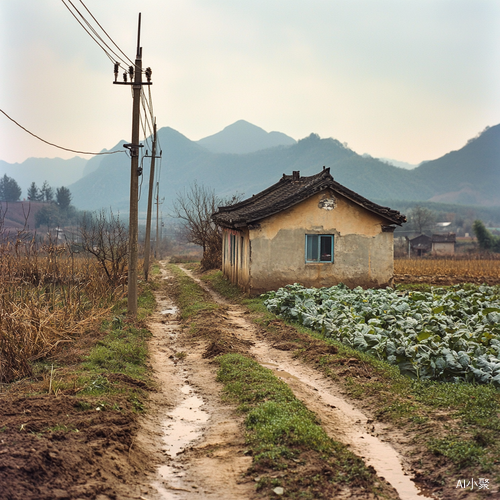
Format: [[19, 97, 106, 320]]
[[264, 284, 500, 385]]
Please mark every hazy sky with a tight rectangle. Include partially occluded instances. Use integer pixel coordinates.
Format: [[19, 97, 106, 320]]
[[1, 0, 499, 165]]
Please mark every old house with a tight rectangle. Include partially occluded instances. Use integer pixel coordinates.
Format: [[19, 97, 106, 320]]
[[431, 233, 456, 255], [409, 234, 432, 257], [212, 168, 406, 294]]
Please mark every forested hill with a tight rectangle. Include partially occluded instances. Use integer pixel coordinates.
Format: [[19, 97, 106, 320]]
[[196, 119, 296, 154], [412, 124, 500, 206], [2, 122, 499, 212], [67, 124, 500, 213], [67, 129, 426, 213]]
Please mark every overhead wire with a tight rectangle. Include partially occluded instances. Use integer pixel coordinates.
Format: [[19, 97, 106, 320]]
[[77, 0, 135, 67], [0, 108, 125, 156], [60, 0, 163, 201], [60, 0, 130, 70]]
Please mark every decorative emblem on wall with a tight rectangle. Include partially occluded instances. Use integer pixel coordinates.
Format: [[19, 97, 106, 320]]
[[318, 196, 336, 210]]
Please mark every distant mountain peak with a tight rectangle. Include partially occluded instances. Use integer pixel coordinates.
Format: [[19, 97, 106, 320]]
[[196, 120, 296, 154]]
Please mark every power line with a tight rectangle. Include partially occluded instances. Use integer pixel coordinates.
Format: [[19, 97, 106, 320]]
[[77, 0, 135, 67], [61, 0, 130, 69], [0, 108, 125, 156]]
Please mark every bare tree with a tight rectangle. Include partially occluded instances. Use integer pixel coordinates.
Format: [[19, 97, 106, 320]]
[[409, 205, 435, 234], [173, 182, 240, 270], [79, 210, 128, 283]]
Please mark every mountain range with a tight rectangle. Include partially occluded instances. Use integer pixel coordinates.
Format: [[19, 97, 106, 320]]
[[1, 120, 499, 215]]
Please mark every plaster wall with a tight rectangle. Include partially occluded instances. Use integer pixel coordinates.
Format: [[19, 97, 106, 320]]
[[432, 242, 455, 255], [247, 191, 395, 294], [221, 228, 251, 291]]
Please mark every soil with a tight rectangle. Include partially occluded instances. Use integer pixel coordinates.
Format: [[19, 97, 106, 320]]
[[394, 274, 500, 286], [0, 393, 151, 500], [1, 263, 497, 499]]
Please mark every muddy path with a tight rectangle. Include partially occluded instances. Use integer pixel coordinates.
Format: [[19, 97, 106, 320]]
[[136, 268, 254, 499], [139, 263, 441, 500]]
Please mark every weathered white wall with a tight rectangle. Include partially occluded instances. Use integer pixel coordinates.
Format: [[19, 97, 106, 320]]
[[246, 190, 395, 294], [432, 242, 455, 255]]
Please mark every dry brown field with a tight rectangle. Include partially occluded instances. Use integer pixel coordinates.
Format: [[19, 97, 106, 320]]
[[0, 241, 123, 383], [394, 257, 500, 285]]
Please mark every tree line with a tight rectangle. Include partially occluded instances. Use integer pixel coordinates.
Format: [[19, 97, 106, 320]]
[[0, 174, 76, 228], [0, 175, 72, 209]]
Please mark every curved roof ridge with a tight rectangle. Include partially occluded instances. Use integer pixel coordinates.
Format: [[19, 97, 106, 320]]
[[212, 168, 406, 227]]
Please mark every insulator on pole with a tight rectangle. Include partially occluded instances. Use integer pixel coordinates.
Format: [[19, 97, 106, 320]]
[[129, 66, 134, 80]]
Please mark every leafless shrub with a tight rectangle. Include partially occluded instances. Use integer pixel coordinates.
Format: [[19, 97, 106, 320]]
[[173, 182, 240, 270], [79, 210, 128, 284]]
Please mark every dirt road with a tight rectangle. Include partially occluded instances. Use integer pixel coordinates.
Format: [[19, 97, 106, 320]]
[[139, 264, 436, 499], [1, 263, 495, 499]]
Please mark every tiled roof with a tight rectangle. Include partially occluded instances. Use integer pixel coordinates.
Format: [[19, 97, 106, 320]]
[[432, 233, 456, 243], [212, 168, 407, 228]]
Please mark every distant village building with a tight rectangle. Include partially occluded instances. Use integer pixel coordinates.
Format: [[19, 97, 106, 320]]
[[431, 233, 456, 255], [212, 168, 406, 295], [408, 234, 432, 257], [407, 232, 456, 256]]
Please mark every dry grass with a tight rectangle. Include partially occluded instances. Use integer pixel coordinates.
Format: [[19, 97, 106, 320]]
[[0, 234, 126, 383], [394, 258, 500, 280]]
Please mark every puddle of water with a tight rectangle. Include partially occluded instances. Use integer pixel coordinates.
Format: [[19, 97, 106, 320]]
[[161, 307, 179, 315], [153, 385, 210, 499], [154, 465, 186, 499], [262, 362, 302, 384], [260, 361, 434, 500], [163, 394, 209, 457]]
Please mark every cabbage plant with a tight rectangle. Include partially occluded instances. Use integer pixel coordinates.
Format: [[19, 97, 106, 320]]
[[263, 284, 500, 385]]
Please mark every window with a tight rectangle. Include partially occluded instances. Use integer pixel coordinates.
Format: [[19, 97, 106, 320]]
[[230, 234, 236, 265], [240, 236, 244, 267], [305, 234, 334, 263]]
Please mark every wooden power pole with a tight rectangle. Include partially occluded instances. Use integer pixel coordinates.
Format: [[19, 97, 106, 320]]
[[113, 13, 152, 317], [144, 121, 157, 281], [155, 181, 160, 259]]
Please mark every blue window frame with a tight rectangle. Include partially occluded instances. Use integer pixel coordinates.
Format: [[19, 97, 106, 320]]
[[305, 234, 334, 263], [230, 234, 236, 265]]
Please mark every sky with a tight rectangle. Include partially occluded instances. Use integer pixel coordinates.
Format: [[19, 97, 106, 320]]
[[1, 0, 499, 165]]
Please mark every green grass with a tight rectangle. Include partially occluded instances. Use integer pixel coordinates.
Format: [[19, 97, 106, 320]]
[[137, 287, 157, 320], [72, 282, 156, 405], [82, 317, 150, 380], [200, 275, 500, 475], [168, 264, 218, 319], [151, 263, 161, 276], [428, 436, 485, 467], [201, 270, 242, 301], [217, 353, 371, 477]]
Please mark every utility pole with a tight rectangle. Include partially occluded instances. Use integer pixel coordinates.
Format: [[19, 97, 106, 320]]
[[113, 13, 152, 317], [155, 185, 164, 259], [143, 121, 157, 281]]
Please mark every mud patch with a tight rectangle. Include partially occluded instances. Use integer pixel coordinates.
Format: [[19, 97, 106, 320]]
[[202, 336, 254, 359], [0, 394, 150, 500], [143, 268, 256, 499]]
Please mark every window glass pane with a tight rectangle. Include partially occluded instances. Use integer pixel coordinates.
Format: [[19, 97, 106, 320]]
[[320, 236, 332, 262], [306, 235, 319, 261]]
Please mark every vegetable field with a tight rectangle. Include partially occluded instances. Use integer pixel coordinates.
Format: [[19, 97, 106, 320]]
[[264, 283, 500, 385]]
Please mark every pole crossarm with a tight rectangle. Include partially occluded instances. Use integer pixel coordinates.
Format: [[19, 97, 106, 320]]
[[113, 81, 153, 85]]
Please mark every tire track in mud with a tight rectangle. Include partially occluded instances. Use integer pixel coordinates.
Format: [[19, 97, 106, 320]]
[[177, 265, 436, 500], [136, 268, 254, 499]]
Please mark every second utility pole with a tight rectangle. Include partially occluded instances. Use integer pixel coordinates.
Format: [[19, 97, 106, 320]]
[[143, 120, 157, 281]]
